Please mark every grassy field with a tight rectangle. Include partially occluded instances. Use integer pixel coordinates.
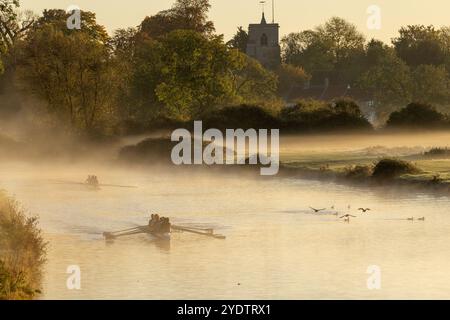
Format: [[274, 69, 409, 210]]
[[0, 192, 46, 300], [280, 146, 450, 186]]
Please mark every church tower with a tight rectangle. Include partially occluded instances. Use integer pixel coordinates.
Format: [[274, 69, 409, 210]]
[[246, 10, 281, 69]]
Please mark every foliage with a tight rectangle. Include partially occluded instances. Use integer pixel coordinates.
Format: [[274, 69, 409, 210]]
[[202, 104, 279, 130], [386, 103, 448, 128], [393, 25, 447, 67], [344, 165, 373, 179], [19, 12, 118, 135], [411, 64, 450, 105], [226, 26, 248, 53], [357, 49, 412, 106], [276, 63, 310, 97], [279, 98, 372, 132], [154, 30, 241, 121], [424, 147, 450, 158], [281, 17, 365, 83], [0, 192, 46, 300], [372, 159, 421, 179], [140, 0, 214, 39]]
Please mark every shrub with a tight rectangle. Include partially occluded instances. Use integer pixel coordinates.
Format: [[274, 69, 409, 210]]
[[202, 104, 279, 130], [280, 98, 373, 132], [372, 158, 420, 179], [386, 103, 448, 128], [344, 165, 373, 179], [424, 147, 450, 157], [0, 192, 46, 300]]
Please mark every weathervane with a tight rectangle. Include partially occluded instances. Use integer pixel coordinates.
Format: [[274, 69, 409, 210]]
[[259, 1, 266, 15]]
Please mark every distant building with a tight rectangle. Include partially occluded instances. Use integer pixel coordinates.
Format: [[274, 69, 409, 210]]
[[246, 13, 281, 69]]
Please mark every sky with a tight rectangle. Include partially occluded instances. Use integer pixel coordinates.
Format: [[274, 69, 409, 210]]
[[19, 0, 450, 43]]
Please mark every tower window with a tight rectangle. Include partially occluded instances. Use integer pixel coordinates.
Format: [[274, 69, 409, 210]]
[[260, 33, 268, 46]]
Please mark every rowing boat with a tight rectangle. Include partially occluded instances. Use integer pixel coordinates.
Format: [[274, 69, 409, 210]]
[[103, 226, 169, 241]]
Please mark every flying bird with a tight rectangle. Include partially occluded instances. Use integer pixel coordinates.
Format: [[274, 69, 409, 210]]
[[340, 214, 356, 223], [418, 217, 425, 221], [358, 208, 371, 213], [340, 214, 357, 219], [310, 207, 326, 213]]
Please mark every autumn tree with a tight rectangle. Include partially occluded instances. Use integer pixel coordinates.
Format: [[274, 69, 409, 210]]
[[140, 0, 214, 39], [19, 11, 118, 134]]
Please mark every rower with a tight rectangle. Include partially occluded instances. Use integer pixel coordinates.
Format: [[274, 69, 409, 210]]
[[160, 217, 171, 233], [148, 214, 161, 232]]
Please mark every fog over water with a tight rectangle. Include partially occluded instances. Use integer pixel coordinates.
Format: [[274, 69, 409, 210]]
[[1, 132, 450, 299]]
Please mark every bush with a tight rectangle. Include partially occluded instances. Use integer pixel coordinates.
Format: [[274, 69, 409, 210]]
[[202, 104, 280, 130], [424, 147, 450, 157], [0, 192, 46, 300], [386, 103, 448, 129], [345, 165, 373, 179], [372, 158, 420, 179], [280, 98, 373, 132]]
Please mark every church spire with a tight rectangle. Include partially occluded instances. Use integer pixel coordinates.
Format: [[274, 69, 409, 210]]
[[261, 12, 267, 24]]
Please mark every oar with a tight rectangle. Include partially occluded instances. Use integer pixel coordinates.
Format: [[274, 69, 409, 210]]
[[51, 180, 138, 189], [103, 226, 145, 239], [172, 225, 226, 239], [98, 184, 138, 189]]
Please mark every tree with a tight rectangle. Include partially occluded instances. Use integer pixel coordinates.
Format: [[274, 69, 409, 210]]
[[276, 63, 309, 97], [154, 30, 240, 121], [386, 102, 448, 128], [19, 13, 118, 134], [393, 25, 446, 67], [364, 39, 391, 68], [0, 0, 34, 68], [140, 0, 214, 39], [357, 49, 412, 106], [35, 9, 109, 44], [226, 26, 248, 53], [412, 65, 450, 105], [230, 52, 278, 103], [281, 30, 334, 80], [281, 17, 365, 83]]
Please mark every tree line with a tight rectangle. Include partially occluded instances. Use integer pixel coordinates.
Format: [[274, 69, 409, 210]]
[[2, 0, 450, 137]]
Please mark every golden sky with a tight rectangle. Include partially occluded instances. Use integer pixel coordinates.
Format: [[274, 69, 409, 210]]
[[20, 0, 450, 43]]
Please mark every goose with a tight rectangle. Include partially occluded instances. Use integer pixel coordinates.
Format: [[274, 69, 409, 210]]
[[310, 207, 326, 213], [358, 208, 371, 213]]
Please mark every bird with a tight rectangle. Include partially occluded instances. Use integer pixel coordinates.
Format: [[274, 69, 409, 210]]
[[340, 214, 356, 223], [407, 217, 414, 221], [358, 208, 371, 213], [418, 217, 425, 221], [340, 214, 357, 219], [310, 207, 326, 213], [331, 205, 335, 210]]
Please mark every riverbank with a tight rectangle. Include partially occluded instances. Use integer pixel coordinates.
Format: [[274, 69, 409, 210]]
[[0, 192, 46, 300], [279, 148, 450, 195]]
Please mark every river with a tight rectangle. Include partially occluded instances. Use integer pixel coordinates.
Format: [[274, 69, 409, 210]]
[[1, 160, 450, 299]]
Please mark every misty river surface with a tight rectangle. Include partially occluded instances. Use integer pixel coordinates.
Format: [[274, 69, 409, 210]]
[[2, 161, 450, 299]]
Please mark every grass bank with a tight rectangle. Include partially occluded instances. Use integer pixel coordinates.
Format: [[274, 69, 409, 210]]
[[0, 191, 46, 300], [279, 148, 450, 194]]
